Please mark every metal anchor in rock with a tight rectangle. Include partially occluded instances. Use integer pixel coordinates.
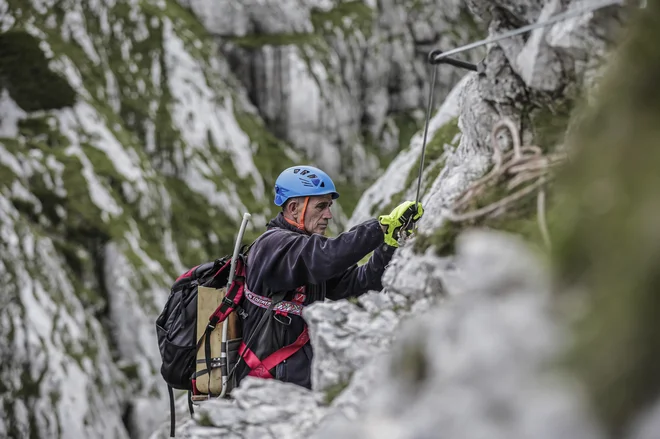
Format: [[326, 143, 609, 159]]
[[404, 0, 625, 234]]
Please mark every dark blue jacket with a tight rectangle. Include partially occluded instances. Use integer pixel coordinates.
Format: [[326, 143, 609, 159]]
[[236, 213, 395, 389]]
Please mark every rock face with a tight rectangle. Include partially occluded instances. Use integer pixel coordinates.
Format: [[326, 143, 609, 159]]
[[0, 1, 295, 438], [183, 0, 484, 194], [0, 1, 480, 438], [352, 0, 628, 232], [154, 229, 594, 439], [549, 1, 660, 435], [3, 0, 654, 439], [313, 230, 603, 439], [148, 1, 651, 439]]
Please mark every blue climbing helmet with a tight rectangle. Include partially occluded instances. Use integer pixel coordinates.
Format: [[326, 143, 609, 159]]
[[274, 165, 340, 206]]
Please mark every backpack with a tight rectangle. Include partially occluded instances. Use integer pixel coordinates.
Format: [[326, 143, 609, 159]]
[[155, 252, 247, 437], [155, 236, 286, 437]]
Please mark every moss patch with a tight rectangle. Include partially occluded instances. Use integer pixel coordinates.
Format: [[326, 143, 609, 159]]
[[527, 96, 576, 153], [196, 411, 214, 427], [424, 117, 459, 163], [412, 220, 462, 256], [389, 338, 429, 397], [393, 112, 423, 156], [414, 166, 558, 257], [382, 117, 459, 215], [323, 375, 352, 405], [311, 1, 374, 38], [334, 180, 364, 218], [0, 31, 76, 112], [550, 3, 660, 435], [449, 3, 486, 44], [226, 33, 317, 49], [233, 109, 295, 189], [164, 175, 236, 266], [410, 90, 581, 257]]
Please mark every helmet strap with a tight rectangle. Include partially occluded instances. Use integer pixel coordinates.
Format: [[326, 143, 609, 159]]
[[284, 196, 310, 233]]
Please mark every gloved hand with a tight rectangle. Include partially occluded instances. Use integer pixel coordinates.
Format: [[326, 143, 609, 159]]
[[379, 201, 424, 247]]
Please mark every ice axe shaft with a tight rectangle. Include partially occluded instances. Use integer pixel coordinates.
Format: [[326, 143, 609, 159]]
[[227, 212, 251, 286], [220, 211, 251, 398]]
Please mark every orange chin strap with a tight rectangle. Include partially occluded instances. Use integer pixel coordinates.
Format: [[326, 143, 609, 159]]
[[284, 196, 310, 232]]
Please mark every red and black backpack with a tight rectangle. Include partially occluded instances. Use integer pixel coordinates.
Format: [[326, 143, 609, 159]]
[[155, 251, 250, 436], [155, 229, 298, 437]]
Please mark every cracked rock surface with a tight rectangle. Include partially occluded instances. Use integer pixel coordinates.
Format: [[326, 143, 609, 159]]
[[183, 0, 484, 186], [144, 1, 641, 438]]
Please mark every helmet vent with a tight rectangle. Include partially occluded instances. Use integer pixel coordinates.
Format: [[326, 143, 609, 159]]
[[274, 165, 338, 205]]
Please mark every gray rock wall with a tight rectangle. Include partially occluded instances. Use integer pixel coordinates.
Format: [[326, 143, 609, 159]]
[[183, 0, 484, 190], [149, 1, 640, 438]]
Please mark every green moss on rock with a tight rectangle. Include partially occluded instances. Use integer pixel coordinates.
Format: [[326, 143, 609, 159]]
[[389, 338, 428, 396], [393, 112, 422, 156], [311, 1, 374, 38], [234, 109, 295, 188], [226, 33, 317, 49], [551, 3, 660, 436], [323, 375, 352, 405], [334, 179, 365, 219], [527, 96, 576, 153], [410, 90, 582, 257], [196, 411, 214, 427], [382, 117, 459, 215], [0, 31, 76, 112], [412, 220, 462, 256], [162, 171, 256, 268], [423, 117, 459, 163]]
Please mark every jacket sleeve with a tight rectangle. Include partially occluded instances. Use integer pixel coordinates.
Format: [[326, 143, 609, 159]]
[[254, 219, 386, 293], [325, 242, 396, 301]]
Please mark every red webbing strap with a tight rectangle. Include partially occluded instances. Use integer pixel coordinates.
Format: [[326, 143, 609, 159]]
[[261, 327, 309, 371], [238, 326, 310, 379], [240, 345, 273, 379], [212, 259, 232, 278], [208, 259, 247, 323]]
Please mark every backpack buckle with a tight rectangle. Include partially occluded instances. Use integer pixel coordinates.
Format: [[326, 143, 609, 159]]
[[274, 313, 291, 326], [207, 316, 219, 330]]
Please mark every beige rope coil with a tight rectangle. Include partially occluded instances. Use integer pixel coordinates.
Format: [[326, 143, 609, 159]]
[[444, 117, 567, 249]]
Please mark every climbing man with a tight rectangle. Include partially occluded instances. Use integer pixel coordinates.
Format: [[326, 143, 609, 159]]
[[233, 165, 424, 389]]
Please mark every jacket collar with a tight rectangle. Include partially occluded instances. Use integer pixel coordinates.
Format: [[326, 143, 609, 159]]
[[267, 212, 309, 235]]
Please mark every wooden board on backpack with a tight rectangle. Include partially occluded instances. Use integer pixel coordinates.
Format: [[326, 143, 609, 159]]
[[195, 286, 241, 395]]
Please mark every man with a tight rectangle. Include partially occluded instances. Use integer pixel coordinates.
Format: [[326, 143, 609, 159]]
[[233, 165, 423, 389]]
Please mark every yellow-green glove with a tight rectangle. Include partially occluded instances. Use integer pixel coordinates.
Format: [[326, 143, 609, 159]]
[[379, 201, 424, 247]]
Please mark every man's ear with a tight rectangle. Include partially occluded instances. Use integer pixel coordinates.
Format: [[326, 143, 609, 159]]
[[284, 198, 299, 219]]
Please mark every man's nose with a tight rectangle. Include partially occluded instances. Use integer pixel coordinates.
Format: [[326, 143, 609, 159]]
[[323, 207, 333, 219]]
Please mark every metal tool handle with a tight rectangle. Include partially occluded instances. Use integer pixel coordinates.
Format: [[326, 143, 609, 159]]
[[428, 49, 478, 71], [220, 211, 251, 398]]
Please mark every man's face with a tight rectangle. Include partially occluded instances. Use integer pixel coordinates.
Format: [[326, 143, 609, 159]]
[[302, 194, 334, 235]]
